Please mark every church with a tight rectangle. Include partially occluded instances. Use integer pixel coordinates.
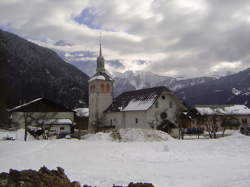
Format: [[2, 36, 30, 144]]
[[88, 44, 186, 132]]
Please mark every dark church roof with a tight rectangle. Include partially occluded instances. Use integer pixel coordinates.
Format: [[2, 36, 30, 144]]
[[105, 86, 170, 112], [8, 98, 73, 112]]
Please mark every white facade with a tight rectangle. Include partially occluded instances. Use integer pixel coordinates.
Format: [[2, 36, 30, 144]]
[[104, 91, 184, 130], [88, 79, 113, 129]]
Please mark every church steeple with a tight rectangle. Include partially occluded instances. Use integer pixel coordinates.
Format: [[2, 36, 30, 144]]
[[96, 42, 105, 73]]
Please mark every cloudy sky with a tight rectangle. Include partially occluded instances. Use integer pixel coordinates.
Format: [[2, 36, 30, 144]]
[[1, 0, 250, 78]]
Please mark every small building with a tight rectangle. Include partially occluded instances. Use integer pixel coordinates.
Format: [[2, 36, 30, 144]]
[[189, 105, 250, 130], [8, 98, 74, 132], [42, 119, 73, 136], [74, 108, 89, 130], [104, 87, 186, 130]]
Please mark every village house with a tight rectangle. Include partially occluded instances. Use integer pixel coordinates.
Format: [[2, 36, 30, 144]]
[[8, 98, 74, 135], [188, 104, 250, 131], [88, 44, 186, 133]]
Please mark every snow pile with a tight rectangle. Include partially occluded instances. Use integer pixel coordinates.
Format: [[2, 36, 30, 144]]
[[0, 129, 35, 141], [74, 108, 89, 117], [118, 128, 171, 142], [83, 132, 113, 141], [1, 130, 250, 187]]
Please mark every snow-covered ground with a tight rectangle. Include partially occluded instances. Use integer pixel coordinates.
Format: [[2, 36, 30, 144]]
[[0, 129, 250, 187]]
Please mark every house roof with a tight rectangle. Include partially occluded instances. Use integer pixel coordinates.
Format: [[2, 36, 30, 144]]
[[105, 86, 172, 112], [41, 119, 73, 125], [88, 71, 113, 82], [8, 98, 73, 112], [194, 105, 250, 116], [74, 108, 89, 117]]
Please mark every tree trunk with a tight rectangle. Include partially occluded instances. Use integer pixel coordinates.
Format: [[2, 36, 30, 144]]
[[24, 117, 27, 141]]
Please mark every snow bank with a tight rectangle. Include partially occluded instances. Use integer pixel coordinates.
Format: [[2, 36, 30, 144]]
[[0, 129, 35, 141], [82, 128, 171, 142], [118, 128, 171, 142], [82, 132, 113, 141]]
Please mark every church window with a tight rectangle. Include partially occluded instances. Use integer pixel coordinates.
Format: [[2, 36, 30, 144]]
[[106, 84, 110, 92], [135, 118, 138, 124], [162, 95, 166, 100], [100, 84, 105, 92]]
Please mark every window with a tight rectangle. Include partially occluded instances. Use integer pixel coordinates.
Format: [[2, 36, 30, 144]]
[[100, 84, 105, 92], [169, 101, 173, 108], [90, 84, 95, 92], [110, 119, 113, 126], [60, 127, 65, 130], [242, 118, 247, 124], [135, 118, 138, 124], [106, 84, 110, 92], [155, 101, 159, 108], [161, 95, 166, 100]]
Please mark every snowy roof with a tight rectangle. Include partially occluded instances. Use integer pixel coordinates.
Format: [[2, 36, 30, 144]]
[[8, 98, 43, 111], [7, 98, 73, 112], [105, 87, 170, 112], [74, 108, 89, 117], [88, 71, 113, 82], [40, 119, 73, 125], [195, 105, 250, 116], [88, 75, 105, 82]]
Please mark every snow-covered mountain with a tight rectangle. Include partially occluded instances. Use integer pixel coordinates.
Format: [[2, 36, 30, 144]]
[[113, 71, 215, 96], [177, 68, 250, 107]]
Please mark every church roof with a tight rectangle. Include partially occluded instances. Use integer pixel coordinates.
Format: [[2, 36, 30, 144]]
[[105, 86, 171, 112], [89, 71, 113, 82]]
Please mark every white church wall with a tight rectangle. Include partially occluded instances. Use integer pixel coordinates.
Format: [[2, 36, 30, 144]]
[[146, 92, 179, 128]]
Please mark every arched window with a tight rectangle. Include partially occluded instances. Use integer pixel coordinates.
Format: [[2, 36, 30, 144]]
[[106, 83, 110, 92], [100, 84, 105, 92]]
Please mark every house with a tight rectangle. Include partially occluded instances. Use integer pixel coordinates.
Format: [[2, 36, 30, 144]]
[[8, 98, 74, 135], [88, 44, 186, 133], [42, 119, 73, 136], [188, 105, 250, 130], [74, 108, 89, 131]]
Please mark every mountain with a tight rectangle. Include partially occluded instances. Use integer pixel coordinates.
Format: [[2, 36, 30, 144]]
[[177, 68, 250, 107], [112, 71, 215, 96], [0, 29, 89, 111]]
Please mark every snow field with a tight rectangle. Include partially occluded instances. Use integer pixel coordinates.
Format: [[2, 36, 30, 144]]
[[0, 130, 250, 187]]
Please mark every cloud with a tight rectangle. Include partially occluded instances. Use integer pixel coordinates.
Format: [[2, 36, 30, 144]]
[[1, 0, 250, 77]]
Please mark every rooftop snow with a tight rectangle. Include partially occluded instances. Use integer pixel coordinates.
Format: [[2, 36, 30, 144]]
[[195, 105, 250, 115], [39, 119, 73, 125], [105, 87, 170, 112], [122, 97, 156, 111], [74, 108, 89, 117], [8, 98, 43, 111], [88, 75, 105, 82]]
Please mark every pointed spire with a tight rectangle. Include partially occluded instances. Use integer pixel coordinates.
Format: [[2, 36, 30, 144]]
[[99, 43, 102, 56], [99, 32, 102, 56]]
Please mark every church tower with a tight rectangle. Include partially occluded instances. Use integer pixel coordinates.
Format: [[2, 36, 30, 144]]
[[88, 43, 113, 131]]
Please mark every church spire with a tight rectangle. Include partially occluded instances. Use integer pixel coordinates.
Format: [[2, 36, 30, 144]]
[[96, 37, 105, 73], [99, 43, 102, 57]]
